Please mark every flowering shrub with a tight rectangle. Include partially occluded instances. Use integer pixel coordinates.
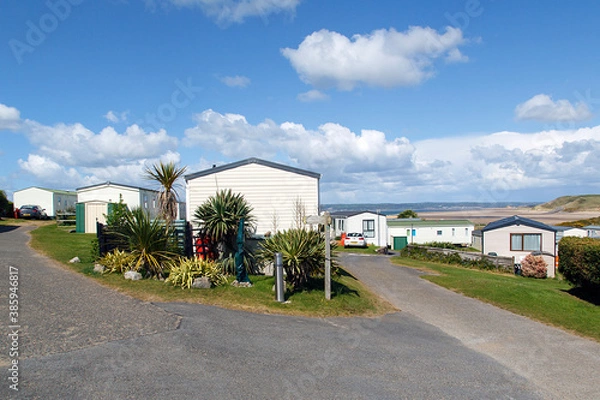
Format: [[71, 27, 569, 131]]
[[521, 254, 547, 278]]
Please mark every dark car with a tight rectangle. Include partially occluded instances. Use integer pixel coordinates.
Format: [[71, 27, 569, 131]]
[[19, 205, 47, 220]]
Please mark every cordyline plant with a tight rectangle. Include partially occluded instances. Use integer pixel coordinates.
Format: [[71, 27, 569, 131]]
[[118, 207, 178, 279], [193, 189, 256, 274], [257, 228, 333, 292], [144, 161, 187, 229]]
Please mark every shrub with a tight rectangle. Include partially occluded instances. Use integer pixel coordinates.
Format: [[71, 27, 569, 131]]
[[98, 249, 136, 274], [118, 208, 178, 279], [193, 189, 256, 274], [165, 257, 227, 289], [257, 228, 333, 292], [400, 245, 507, 273], [559, 237, 600, 289], [520, 254, 547, 278]]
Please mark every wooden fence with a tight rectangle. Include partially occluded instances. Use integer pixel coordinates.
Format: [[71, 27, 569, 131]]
[[96, 220, 195, 258]]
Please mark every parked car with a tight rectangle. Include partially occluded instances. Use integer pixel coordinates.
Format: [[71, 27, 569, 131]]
[[18, 205, 47, 220], [344, 232, 367, 248]]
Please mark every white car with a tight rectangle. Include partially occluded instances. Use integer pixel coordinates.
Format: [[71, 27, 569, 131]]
[[344, 233, 367, 248]]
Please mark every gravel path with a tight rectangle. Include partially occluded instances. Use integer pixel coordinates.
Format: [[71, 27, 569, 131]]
[[338, 252, 600, 400]]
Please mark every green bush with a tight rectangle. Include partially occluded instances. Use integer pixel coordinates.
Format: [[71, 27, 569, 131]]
[[165, 257, 227, 289], [118, 208, 178, 279], [558, 237, 600, 289], [400, 245, 501, 272], [257, 228, 334, 292]]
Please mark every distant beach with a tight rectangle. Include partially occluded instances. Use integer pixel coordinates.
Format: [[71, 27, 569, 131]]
[[415, 208, 600, 226]]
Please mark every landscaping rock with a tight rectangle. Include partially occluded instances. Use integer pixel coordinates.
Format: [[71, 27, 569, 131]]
[[192, 276, 211, 289], [231, 280, 253, 288], [69, 256, 81, 263], [124, 271, 142, 281], [93, 263, 106, 273]]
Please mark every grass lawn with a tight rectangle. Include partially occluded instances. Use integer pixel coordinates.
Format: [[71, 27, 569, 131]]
[[25, 223, 395, 317], [392, 256, 600, 341], [334, 244, 380, 255]]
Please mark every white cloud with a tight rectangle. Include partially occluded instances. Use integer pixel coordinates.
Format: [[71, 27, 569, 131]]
[[183, 108, 600, 203], [0, 103, 21, 130], [147, 0, 299, 23], [183, 109, 416, 189], [104, 110, 129, 123], [515, 94, 592, 122], [16, 119, 180, 188], [220, 75, 251, 88], [297, 89, 329, 102], [281, 26, 468, 90]]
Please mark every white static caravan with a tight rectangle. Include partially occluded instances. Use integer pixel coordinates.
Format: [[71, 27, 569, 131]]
[[13, 187, 77, 218], [76, 182, 160, 233], [481, 215, 557, 277], [185, 158, 320, 237], [342, 211, 388, 247], [387, 219, 474, 250]]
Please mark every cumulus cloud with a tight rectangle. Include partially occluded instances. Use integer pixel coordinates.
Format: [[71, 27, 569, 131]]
[[182, 108, 600, 203], [104, 110, 129, 123], [0, 103, 21, 130], [220, 75, 251, 88], [297, 89, 329, 102], [16, 118, 180, 188], [183, 109, 417, 192], [146, 0, 299, 24], [515, 94, 592, 122], [281, 26, 468, 90]]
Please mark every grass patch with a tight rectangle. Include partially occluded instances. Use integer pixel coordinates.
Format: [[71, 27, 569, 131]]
[[27, 223, 395, 317], [391, 256, 600, 341], [334, 244, 380, 255]]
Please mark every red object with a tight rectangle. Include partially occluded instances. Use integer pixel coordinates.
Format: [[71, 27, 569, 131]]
[[195, 236, 216, 260], [14, 208, 19, 219]]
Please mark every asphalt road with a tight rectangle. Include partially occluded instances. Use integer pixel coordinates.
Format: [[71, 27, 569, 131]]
[[339, 252, 600, 400], [0, 225, 570, 399]]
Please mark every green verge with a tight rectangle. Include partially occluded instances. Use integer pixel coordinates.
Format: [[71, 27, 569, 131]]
[[391, 256, 600, 341], [334, 244, 380, 254], [26, 223, 395, 317]]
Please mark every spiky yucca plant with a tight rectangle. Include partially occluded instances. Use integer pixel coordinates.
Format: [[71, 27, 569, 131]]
[[257, 228, 332, 291], [193, 189, 255, 273], [119, 207, 177, 279]]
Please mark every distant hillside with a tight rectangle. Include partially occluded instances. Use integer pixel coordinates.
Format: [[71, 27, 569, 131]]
[[534, 195, 600, 212]]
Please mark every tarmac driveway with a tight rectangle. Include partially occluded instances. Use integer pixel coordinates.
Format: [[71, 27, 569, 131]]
[[0, 226, 559, 399], [338, 252, 600, 400]]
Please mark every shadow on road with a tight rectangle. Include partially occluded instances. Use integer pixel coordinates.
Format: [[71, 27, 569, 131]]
[[0, 225, 20, 234]]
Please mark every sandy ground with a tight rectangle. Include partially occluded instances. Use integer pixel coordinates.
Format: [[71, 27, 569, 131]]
[[414, 208, 600, 226]]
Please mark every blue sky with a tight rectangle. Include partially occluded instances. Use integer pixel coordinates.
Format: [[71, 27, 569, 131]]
[[1, 0, 600, 204]]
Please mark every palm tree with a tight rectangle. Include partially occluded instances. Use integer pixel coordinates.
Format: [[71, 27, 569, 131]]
[[144, 161, 187, 228]]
